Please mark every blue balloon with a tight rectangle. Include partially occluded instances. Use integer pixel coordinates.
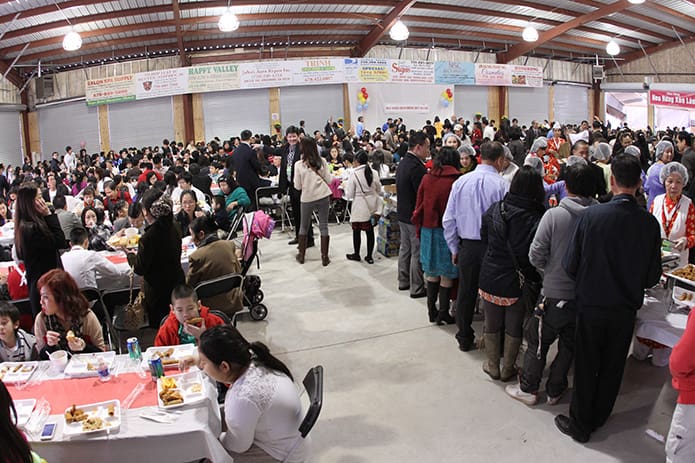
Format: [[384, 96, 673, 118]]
[[442, 100, 449, 107], [357, 104, 363, 112], [363, 103, 369, 110]]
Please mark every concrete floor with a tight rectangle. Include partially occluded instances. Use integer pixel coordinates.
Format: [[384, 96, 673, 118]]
[[239, 224, 675, 463]]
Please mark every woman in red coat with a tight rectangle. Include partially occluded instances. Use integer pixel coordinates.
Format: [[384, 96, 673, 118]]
[[666, 310, 695, 462], [412, 147, 461, 325]]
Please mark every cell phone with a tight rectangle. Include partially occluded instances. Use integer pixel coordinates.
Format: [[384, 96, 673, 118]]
[[40, 422, 56, 440]]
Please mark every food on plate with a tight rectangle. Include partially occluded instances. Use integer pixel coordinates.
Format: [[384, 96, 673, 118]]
[[678, 291, 693, 302], [190, 383, 202, 393], [107, 404, 115, 416], [21, 365, 34, 373], [65, 405, 88, 424], [86, 362, 97, 371], [161, 358, 179, 366], [12, 364, 22, 373], [159, 388, 184, 406], [672, 264, 695, 282], [161, 377, 178, 391], [82, 416, 104, 432], [153, 348, 175, 359], [186, 317, 203, 326]]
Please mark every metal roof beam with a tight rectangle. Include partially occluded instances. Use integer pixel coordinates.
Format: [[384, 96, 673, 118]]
[[172, 0, 187, 66], [572, 0, 692, 36], [498, 0, 632, 63], [351, 0, 416, 57], [0, 59, 23, 87], [605, 32, 695, 69]]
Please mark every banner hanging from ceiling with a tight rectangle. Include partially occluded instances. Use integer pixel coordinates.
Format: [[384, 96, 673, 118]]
[[86, 58, 543, 106], [649, 90, 695, 110]]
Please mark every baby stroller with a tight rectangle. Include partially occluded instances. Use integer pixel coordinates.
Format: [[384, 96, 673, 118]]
[[234, 210, 275, 323]]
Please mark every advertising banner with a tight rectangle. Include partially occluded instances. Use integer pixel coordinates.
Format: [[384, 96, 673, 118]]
[[292, 58, 344, 85], [187, 63, 241, 93], [86, 74, 136, 106], [649, 90, 695, 110], [389, 60, 434, 84], [434, 61, 475, 85], [509, 65, 544, 87], [135, 68, 188, 100], [240, 61, 293, 88]]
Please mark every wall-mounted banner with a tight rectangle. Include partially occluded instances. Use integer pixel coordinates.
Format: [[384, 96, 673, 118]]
[[384, 104, 430, 113], [649, 90, 695, 110], [434, 61, 475, 85], [85, 57, 543, 106]]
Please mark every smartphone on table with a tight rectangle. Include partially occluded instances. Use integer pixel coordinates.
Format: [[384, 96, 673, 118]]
[[40, 422, 56, 440]]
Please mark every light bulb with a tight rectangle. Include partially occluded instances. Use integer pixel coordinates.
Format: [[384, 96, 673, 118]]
[[606, 40, 620, 56], [62, 29, 82, 51], [522, 26, 539, 42], [627, 0, 645, 4], [389, 20, 409, 41], [218, 9, 239, 32]]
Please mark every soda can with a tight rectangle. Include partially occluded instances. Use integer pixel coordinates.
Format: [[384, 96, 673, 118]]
[[148, 357, 164, 381], [127, 337, 142, 360]]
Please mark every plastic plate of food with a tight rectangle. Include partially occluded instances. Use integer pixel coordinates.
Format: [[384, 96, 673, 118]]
[[13, 399, 36, 428], [0, 362, 39, 383], [64, 352, 117, 378], [666, 264, 695, 287], [157, 371, 206, 409], [673, 286, 695, 306], [63, 400, 121, 436], [107, 234, 140, 249], [142, 344, 197, 370]]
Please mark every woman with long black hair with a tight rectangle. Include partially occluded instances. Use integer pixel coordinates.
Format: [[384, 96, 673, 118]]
[[0, 381, 45, 463], [198, 325, 309, 462], [294, 137, 332, 266], [344, 150, 382, 264], [14, 182, 66, 317]]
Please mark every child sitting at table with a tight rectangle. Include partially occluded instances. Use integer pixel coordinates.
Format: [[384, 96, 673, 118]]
[[212, 196, 231, 232], [0, 303, 37, 362], [154, 284, 225, 347]]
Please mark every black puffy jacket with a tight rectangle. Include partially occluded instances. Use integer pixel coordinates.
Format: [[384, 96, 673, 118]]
[[479, 192, 545, 298]]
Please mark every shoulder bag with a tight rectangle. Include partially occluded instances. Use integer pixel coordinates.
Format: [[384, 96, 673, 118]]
[[500, 201, 542, 313], [123, 265, 146, 331]]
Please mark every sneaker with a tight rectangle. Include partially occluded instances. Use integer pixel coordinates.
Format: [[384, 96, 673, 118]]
[[546, 389, 566, 405], [505, 383, 538, 406]]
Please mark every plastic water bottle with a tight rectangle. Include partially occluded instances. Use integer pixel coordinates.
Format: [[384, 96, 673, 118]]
[[97, 357, 111, 382]]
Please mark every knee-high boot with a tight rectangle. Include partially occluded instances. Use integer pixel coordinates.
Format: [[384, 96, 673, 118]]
[[501, 334, 522, 382], [425, 281, 439, 323], [436, 286, 456, 325], [482, 332, 501, 380], [296, 235, 307, 264], [321, 236, 330, 266]]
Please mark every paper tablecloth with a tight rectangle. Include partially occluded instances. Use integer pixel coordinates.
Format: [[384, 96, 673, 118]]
[[635, 287, 688, 348]]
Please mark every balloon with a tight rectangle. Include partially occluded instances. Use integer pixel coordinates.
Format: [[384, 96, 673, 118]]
[[357, 104, 363, 112], [361, 87, 366, 93], [448, 94, 453, 101], [363, 92, 368, 99], [363, 103, 368, 110], [359, 95, 366, 104], [442, 100, 449, 107]]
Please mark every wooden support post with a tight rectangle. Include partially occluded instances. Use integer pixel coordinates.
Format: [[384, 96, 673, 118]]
[[27, 111, 40, 159], [342, 83, 352, 129], [269, 88, 281, 136], [98, 105, 110, 153], [192, 93, 205, 143], [548, 85, 555, 122]]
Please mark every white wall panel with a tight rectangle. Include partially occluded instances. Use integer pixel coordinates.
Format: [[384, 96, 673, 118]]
[[108, 97, 174, 150], [553, 85, 589, 124], [454, 86, 489, 122], [0, 111, 23, 166], [203, 89, 270, 140], [279, 85, 343, 135], [509, 87, 549, 126], [39, 100, 99, 156]]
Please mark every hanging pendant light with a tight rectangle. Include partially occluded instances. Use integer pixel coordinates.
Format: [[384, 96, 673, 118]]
[[627, 0, 645, 4], [62, 28, 82, 51], [522, 25, 539, 42], [606, 39, 620, 56], [218, 8, 240, 32], [389, 20, 409, 41]]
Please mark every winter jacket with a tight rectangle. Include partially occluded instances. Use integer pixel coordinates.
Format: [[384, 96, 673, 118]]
[[154, 305, 225, 347], [343, 165, 382, 223], [528, 196, 597, 300], [479, 193, 545, 298], [294, 158, 332, 203], [412, 166, 461, 235], [671, 310, 695, 404]]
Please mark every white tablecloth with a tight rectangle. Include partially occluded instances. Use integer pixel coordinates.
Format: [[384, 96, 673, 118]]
[[26, 357, 233, 463], [635, 286, 689, 348], [97, 250, 191, 291]]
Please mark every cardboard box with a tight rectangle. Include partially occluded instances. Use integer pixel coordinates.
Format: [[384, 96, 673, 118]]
[[377, 236, 400, 258]]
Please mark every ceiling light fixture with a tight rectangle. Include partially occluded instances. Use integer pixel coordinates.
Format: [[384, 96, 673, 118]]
[[627, 0, 645, 4], [522, 25, 539, 42], [218, 7, 239, 32], [606, 39, 620, 56], [389, 19, 409, 41], [62, 28, 82, 51]]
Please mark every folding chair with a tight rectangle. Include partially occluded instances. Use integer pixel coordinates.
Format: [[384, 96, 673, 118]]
[[102, 286, 143, 352], [81, 287, 118, 353], [255, 186, 280, 217], [226, 206, 245, 240], [282, 365, 324, 463], [209, 309, 232, 325], [193, 274, 244, 325]]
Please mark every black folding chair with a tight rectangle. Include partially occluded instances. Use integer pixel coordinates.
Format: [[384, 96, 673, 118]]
[[282, 365, 324, 463], [193, 274, 244, 325], [81, 287, 118, 353], [226, 206, 245, 240], [209, 309, 232, 325]]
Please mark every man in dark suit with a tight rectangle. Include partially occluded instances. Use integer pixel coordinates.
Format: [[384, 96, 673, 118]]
[[524, 120, 541, 152], [232, 129, 262, 211], [263, 125, 313, 247]]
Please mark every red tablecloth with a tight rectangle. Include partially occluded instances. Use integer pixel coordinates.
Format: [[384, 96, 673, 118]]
[[105, 254, 128, 265], [7, 373, 158, 413]]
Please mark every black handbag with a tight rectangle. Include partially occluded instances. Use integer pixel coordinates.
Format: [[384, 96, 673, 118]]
[[500, 201, 542, 312]]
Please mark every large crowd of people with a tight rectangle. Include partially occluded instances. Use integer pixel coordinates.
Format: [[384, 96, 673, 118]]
[[1, 108, 694, 462]]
